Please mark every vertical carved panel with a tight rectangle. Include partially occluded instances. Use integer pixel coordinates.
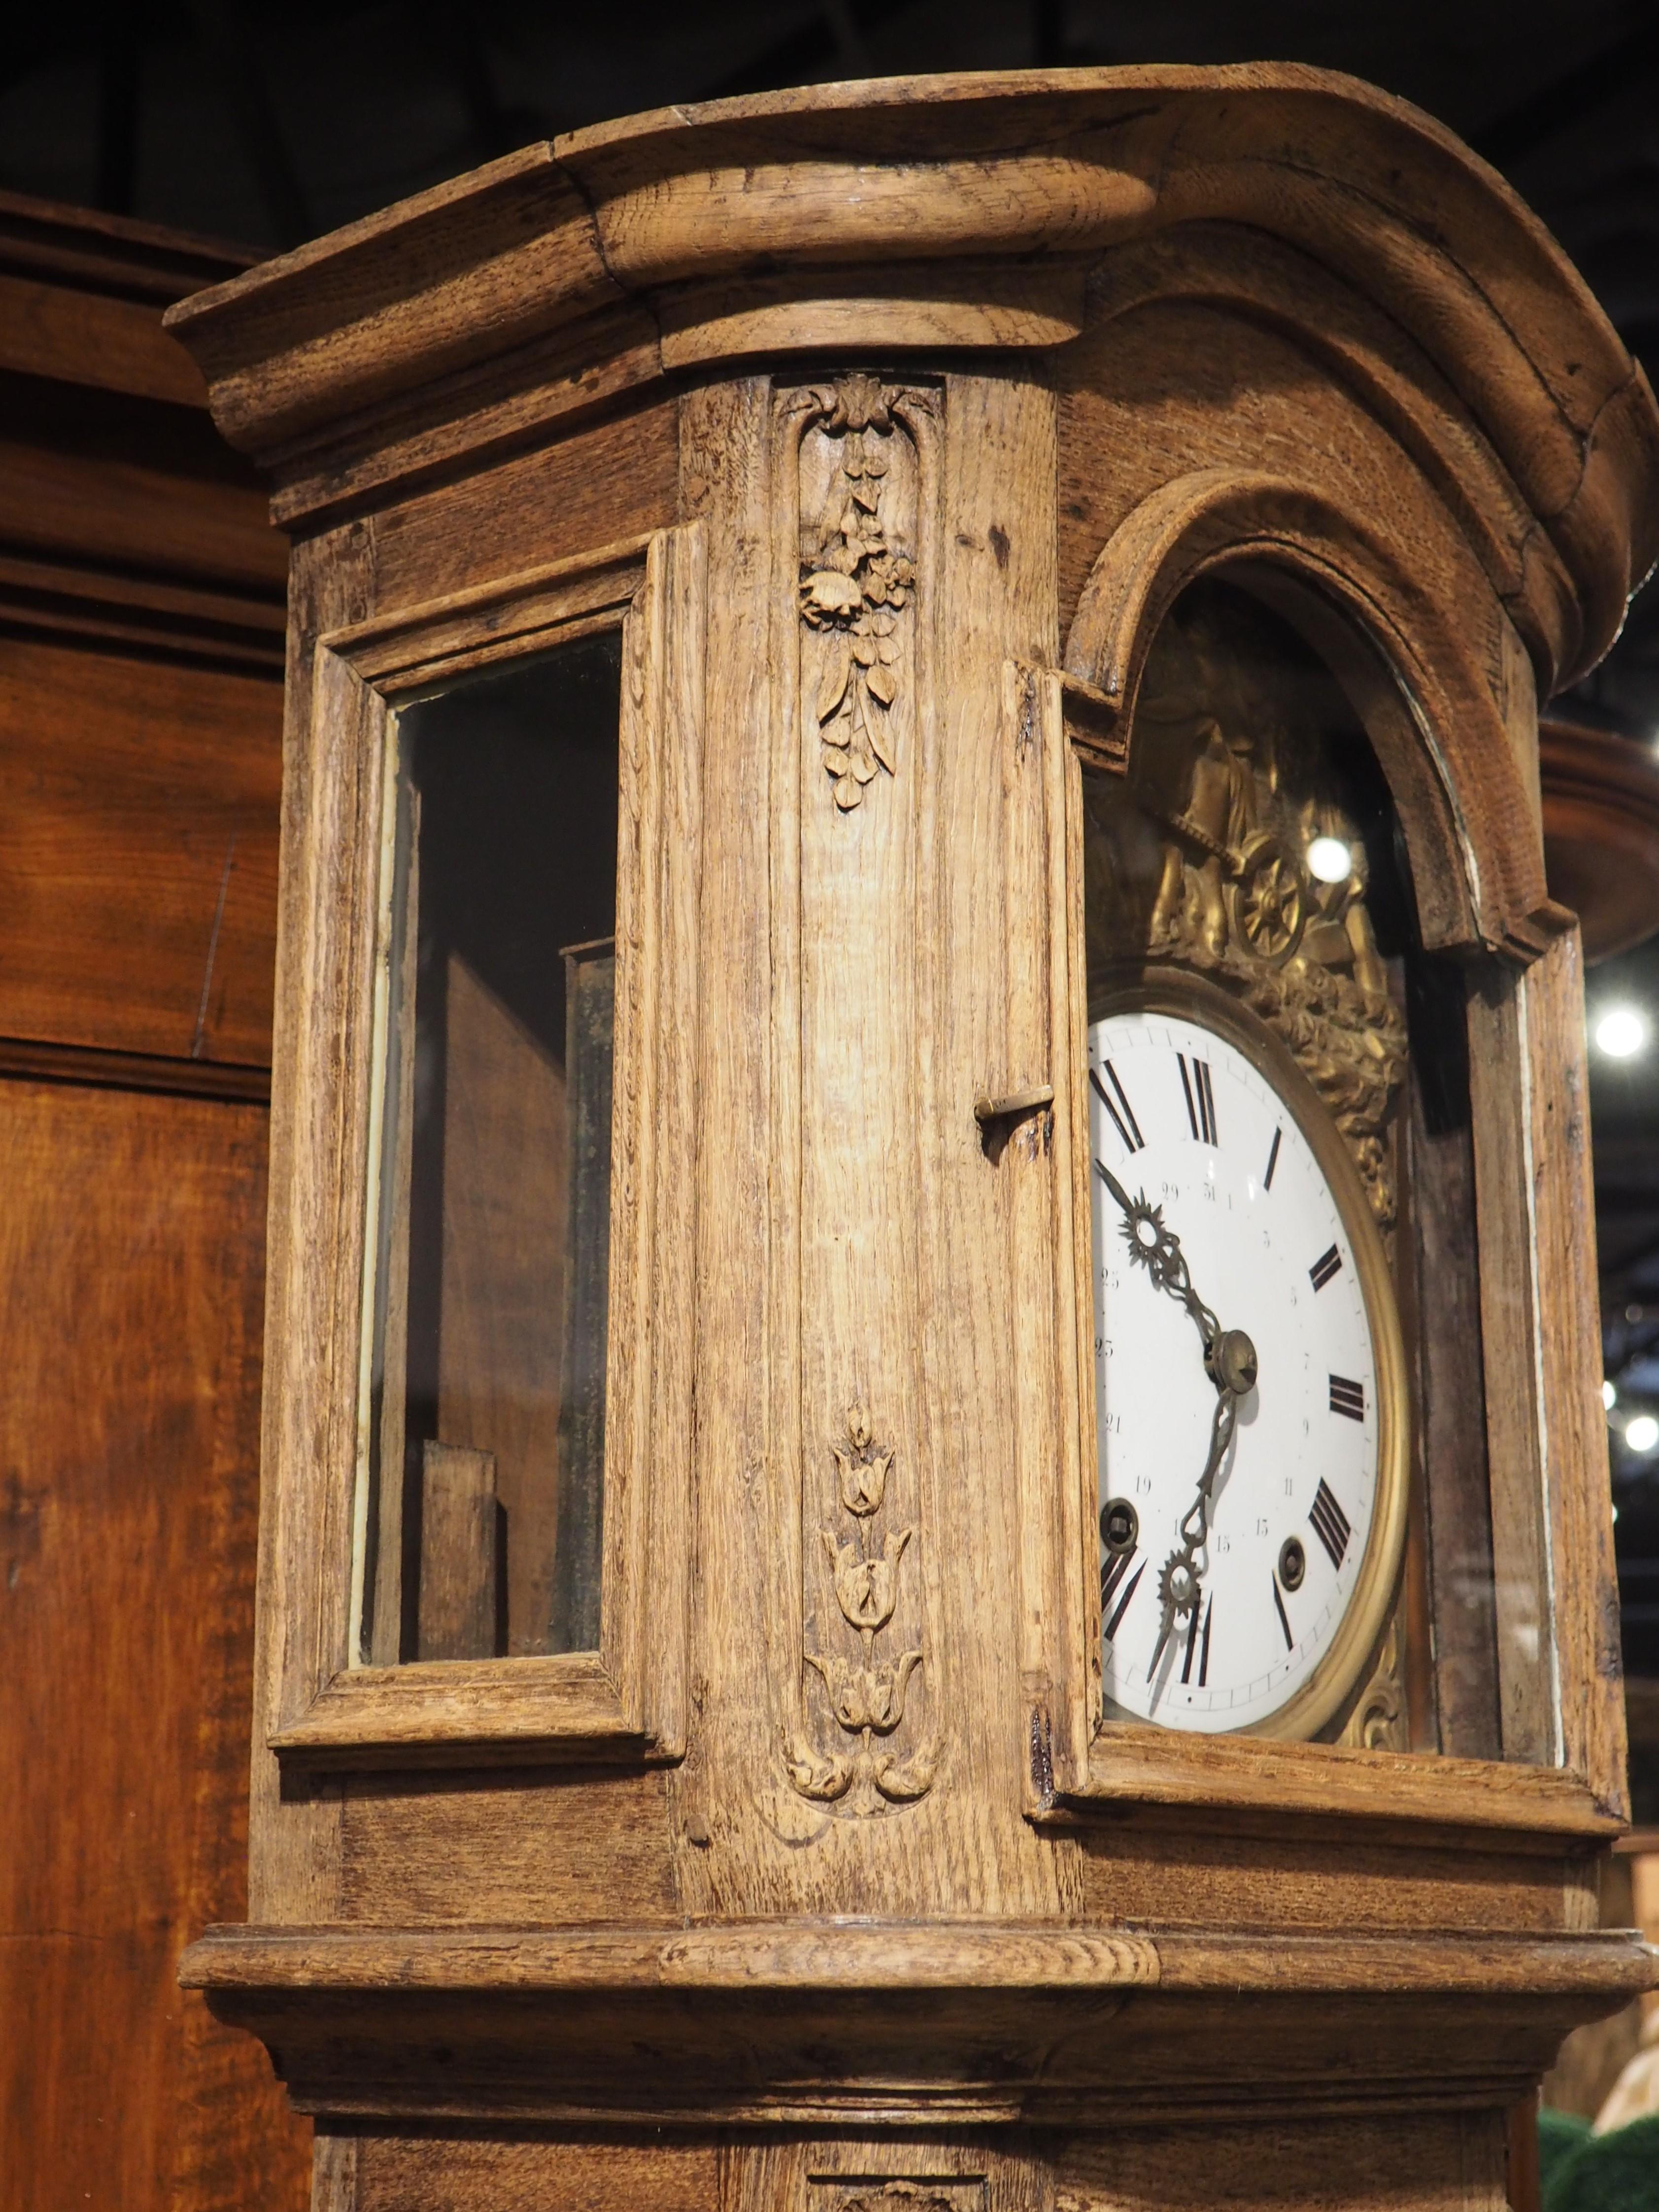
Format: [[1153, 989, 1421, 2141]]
[[794, 374, 926, 813], [773, 374, 944, 1820]]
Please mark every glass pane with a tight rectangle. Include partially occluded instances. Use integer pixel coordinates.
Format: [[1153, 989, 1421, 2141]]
[[1081, 576, 1466, 1748], [361, 631, 621, 1663]]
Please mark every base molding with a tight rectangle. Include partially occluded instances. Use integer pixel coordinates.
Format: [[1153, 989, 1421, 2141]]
[[180, 1920, 1656, 2128]]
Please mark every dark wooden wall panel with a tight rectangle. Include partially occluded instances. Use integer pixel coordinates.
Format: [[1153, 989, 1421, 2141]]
[[0, 637, 280, 1065], [0, 1080, 309, 2211]]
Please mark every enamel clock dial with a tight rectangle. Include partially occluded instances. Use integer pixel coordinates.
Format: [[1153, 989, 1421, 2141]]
[[1089, 979, 1407, 1739]]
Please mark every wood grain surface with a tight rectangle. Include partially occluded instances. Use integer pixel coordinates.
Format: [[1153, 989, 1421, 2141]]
[[0, 194, 304, 2211], [0, 1081, 308, 2210], [152, 67, 1659, 2212], [0, 634, 281, 1065]]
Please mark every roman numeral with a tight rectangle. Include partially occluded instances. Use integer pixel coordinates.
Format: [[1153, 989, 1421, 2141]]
[[1272, 1574, 1294, 1651], [1309, 1478, 1352, 1570], [1329, 1374, 1365, 1421], [1181, 1593, 1214, 1686], [1178, 1053, 1217, 1145], [1101, 1548, 1145, 1642], [1090, 1061, 1144, 1155], [1309, 1243, 1342, 1292], [1264, 1126, 1282, 1190]]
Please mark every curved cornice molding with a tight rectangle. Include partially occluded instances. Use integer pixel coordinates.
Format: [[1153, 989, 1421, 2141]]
[[164, 66, 1659, 685]]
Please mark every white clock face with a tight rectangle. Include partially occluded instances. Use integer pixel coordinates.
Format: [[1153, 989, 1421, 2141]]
[[1089, 1001, 1384, 1734]]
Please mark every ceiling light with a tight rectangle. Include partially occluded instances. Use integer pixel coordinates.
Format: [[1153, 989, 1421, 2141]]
[[1595, 1005, 1649, 1058], [1605, 1380, 1618, 1410], [1625, 1413, 1659, 1453], [1307, 836, 1353, 884]]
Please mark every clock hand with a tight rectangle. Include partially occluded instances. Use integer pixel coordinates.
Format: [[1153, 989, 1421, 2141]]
[[1094, 1156, 1258, 1390], [1093, 1158, 1224, 1366], [1090, 1169, 1260, 1682], [1148, 1384, 1240, 1679]]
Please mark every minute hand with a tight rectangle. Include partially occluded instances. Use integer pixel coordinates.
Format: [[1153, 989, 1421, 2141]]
[[1092, 1160, 1258, 1673], [1147, 1380, 1242, 1678]]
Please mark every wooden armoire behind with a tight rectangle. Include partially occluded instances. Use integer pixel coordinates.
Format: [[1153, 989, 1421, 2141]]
[[0, 192, 310, 2210]]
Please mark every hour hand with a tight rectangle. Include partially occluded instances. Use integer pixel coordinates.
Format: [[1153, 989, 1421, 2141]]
[[1093, 1154, 1136, 1222]]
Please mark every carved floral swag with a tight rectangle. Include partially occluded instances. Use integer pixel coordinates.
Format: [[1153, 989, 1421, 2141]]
[[798, 375, 916, 810]]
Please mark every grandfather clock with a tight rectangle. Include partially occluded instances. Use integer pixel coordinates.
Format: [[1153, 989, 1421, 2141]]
[[169, 67, 1659, 2212]]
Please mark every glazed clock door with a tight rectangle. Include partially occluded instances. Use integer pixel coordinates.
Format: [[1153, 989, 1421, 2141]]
[[1075, 572, 1416, 1749]]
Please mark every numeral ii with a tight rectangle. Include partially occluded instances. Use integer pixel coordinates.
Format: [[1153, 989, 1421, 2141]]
[[1310, 1244, 1342, 1292]]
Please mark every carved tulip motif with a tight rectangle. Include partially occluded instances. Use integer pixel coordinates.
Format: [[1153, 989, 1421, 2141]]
[[805, 1648, 922, 1735], [835, 1441, 892, 1518], [824, 1526, 910, 1633], [792, 1401, 935, 1815]]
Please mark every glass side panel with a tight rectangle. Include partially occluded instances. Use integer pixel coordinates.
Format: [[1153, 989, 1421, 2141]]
[[361, 631, 621, 1664]]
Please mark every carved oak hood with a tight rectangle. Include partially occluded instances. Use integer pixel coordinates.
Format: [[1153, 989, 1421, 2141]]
[[166, 66, 1659, 2212]]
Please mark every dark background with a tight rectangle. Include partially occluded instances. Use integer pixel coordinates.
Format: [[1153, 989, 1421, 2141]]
[[7, 0, 1659, 1674]]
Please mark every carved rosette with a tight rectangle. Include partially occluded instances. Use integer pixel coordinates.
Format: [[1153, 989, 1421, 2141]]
[[788, 1402, 937, 1815], [789, 374, 932, 811]]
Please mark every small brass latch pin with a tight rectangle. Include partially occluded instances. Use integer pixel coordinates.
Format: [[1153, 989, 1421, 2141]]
[[973, 1083, 1054, 1127], [975, 1084, 1055, 1163]]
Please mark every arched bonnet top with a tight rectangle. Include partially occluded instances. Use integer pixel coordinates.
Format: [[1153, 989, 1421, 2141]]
[[166, 64, 1659, 689]]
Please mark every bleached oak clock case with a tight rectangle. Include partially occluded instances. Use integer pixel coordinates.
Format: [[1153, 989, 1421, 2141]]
[[166, 66, 1659, 2212]]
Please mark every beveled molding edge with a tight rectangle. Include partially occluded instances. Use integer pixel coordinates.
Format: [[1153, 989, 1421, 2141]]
[[177, 1922, 1656, 2126], [183, 1921, 1155, 1994], [178, 1920, 1654, 2002], [1040, 1724, 1625, 1840], [265, 1653, 655, 1769]]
